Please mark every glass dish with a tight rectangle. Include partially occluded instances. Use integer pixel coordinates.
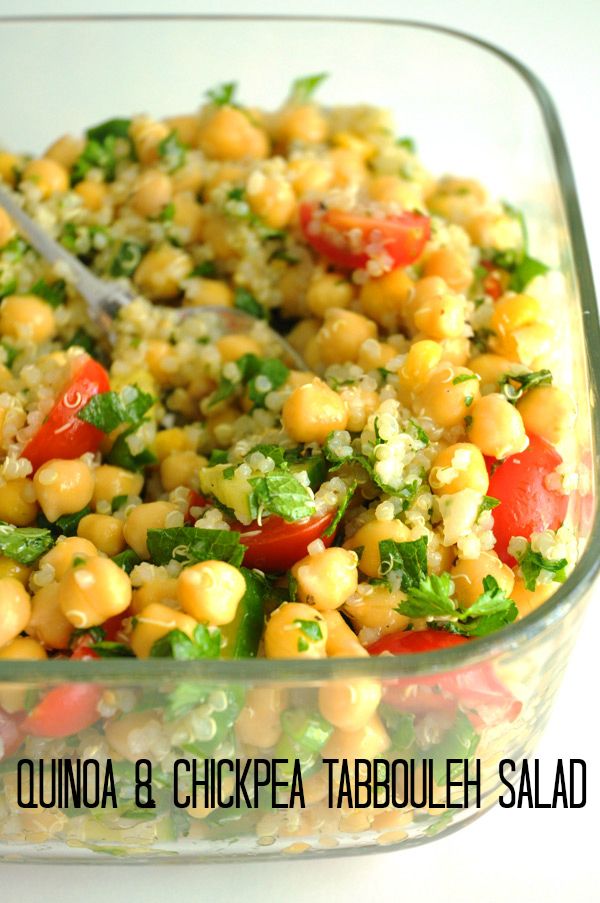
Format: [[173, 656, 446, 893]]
[[0, 14, 597, 863]]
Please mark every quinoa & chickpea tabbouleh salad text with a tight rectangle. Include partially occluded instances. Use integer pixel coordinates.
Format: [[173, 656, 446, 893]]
[[0, 73, 585, 819]]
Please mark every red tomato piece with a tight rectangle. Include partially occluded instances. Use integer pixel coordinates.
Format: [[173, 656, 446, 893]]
[[299, 202, 430, 271], [237, 510, 336, 572], [22, 682, 102, 738], [486, 433, 568, 564], [480, 259, 505, 300], [185, 490, 210, 524], [0, 707, 23, 760], [367, 629, 468, 657], [22, 355, 110, 472]]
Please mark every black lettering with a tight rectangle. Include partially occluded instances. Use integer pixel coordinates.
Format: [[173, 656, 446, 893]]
[[570, 759, 586, 808], [17, 759, 36, 809], [498, 758, 516, 807], [135, 759, 155, 809]]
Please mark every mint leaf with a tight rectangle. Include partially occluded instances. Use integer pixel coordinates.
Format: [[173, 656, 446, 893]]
[[249, 471, 315, 522], [234, 287, 268, 320], [91, 641, 135, 658], [247, 358, 289, 408], [518, 545, 568, 591], [72, 136, 119, 184], [150, 625, 221, 660], [396, 136, 416, 153], [37, 504, 91, 537], [323, 480, 357, 538], [86, 118, 131, 143], [146, 527, 245, 568], [205, 82, 237, 107], [289, 73, 328, 104], [30, 278, 67, 308], [510, 255, 549, 292], [112, 549, 141, 573], [0, 522, 54, 565], [499, 368, 552, 403], [158, 130, 187, 172], [379, 536, 428, 589], [78, 385, 155, 433], [106, 423, 157, 472]]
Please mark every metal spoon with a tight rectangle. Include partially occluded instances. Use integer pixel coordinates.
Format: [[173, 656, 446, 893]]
[[0, 186, 304, 367]]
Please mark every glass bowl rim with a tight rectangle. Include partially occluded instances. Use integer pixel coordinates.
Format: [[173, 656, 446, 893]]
[[0, 12, 597, 682]]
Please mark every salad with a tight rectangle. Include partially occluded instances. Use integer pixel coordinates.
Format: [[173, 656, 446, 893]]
[[0, 74, 581, 852]]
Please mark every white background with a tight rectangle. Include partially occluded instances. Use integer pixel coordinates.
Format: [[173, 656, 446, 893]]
[[0, 1, 599, 900]]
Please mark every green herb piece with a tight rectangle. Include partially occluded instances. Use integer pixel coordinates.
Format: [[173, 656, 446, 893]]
[[111, 494, 129, 513], [233, 286, 268, 320], [205, 82, 238, 107], [380, 704, 415, 752], [281, 708, 332, 754], [378, 536, 428, 589], [189, 260, 218, 278], [518, 545, 568, 591], [454, 576, 518, 636], [208, 448, 229, 466], [472, 327, 496, 354], [249, 471, 315, 522], [0, 522, 54, 565], [464, 414, 473, 428], [247, 443, 287, 468], [158, 201, 175, 222], [294, 619, 323, 644], [452, 373, 479, 385], [86, 118, 132, 143], [0, 278, 17, 299], [209, 353, 289, 409], [150, 624, 221, 660], [477, 495, 500, 518], [158, 131, 187, 172], [288, 572, 298, 602], [247, 358, 289, 408], [78, 385, 155, 433], [37, 505, 91, 537], [106, 423, 157, 472], [408, 420, 430, 446], [431, 711, 480, 785], [112, 549, 142, 574], [65, 327, 97, 357], [2, 237, 29, 262], [72, 136, 119, 184], [220, 568, 268, 659], [499, 368, 553, 403], [396, 136, 416, 153], [289, 73, 328, 104], [398, 572, 456, 618], [110, 241, 145, 278], [30, 278, 67, 308], [0, 340, 19, 368], [146, 526, 245, 568], [509, 255, 550, 291], [70, 625, 105, 647], [323, 480, 358, 538], [90, 641, 135, 658]]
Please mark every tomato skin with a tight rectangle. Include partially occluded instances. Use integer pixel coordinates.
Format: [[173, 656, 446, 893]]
[[299, 202, 430, 271], [368, 629, 521, 727], [486, 433, 568, 564], [237, 511, 336, 572], [480, 259, 506, 300], [22, 355, 110, 472], [0, 708, 23, 760], [22, 677, 102, 738]]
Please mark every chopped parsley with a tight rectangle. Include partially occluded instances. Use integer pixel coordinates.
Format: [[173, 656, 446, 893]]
[[158, 130, 187, 172], [499, 368, 553, 403], [209, 352, 289, 409], [78, 385, 155, 434], [150, 625, 221, 660], [452, 373, 479, 385], [205, 82, 238, 107], [249, 471, 315, 522], [289, 73, 328, 104], [396, 136, 416, 153], [517, 544, 568, 591], [294, 618, 323, 652], [477, 495, 501, 519], [30, 278, 67, 308], [90, 641, 135, 658], [37, 505, 92, 537], [110, 241, 145, 278], [0, 522, 54, 565], [112, 549, 142, 574], [234, 286, 268, 320], [86, 118, 132, 143], [323, 480, 358, 538]]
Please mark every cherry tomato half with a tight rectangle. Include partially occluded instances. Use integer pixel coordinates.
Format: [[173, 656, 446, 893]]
[[0, 707, 23, 760], [480, 259, 507, 300], [22, 677, 102, 738], [237, 510, 336, 572], [486, 433, 568, 564], [22, 354, 110, 472], [299, 202, 430, 271]]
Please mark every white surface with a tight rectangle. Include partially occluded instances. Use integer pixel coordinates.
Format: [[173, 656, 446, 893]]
[[0, 1, 599, 900]]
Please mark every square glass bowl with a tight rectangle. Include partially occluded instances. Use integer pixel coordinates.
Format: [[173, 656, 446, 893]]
[[0, 14, 598, 862]]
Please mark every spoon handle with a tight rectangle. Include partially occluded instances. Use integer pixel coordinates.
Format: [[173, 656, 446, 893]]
[[0, 185, 133, 318]]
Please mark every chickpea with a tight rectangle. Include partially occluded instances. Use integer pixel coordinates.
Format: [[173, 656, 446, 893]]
[[429, 443, 489, 495], [171, 154, 205, 194], [177, 560, 246, 626], [74, 180, 109, 212], [344, 519, 411, 579], [44, 134, 85, 169], [359, 269, 414, 330], [511, 576, 556, 619], [319, 678, 382, 731], [287, 157, 332, 196], [275, 104, 328, 146], [0, 477, 38, 526], [130, 169, 172, 218], [204, 405, 239, 448], [338, 385, 380, 432], [357, 339, 397, 372], [0, 556, 30, 585], [306, 272, 354, 317], [292, 547, 358, 611], [467, 393, 527, 458], [516, 385, 575, 445], [499, 321, 554, 369], [58, 557, 131, 629], [451, 551, 515, 607], [277, 263, 311, 318], [467, 210, 522, 250], [105, 711, 164, 761], [398, 339, 443, 388], [130, 602, 199, 659], [328, 147, 367, 188], [426, 177, 486, 226], [129, 116, 170, 165], [491, 293, 542, 339], [160, 451, 203, 492], [423, 247, 473, 294], [369, 174, 420, 208], [171, 192, 204, 243], [183, 277, 233, 308], [133, 245, 192, 300], [331, 131, 374, 162], [123, 501, 179, 560], [246, 172, 295, 229], [21, 158, 68, 198], [33, 458, 94, 523], [323, 715, 389, 760], [197, 106, 269, 161], [26, 582, 72, 649], [235, 687, 288, 749], [416, 363, 481, 428], [344, 585, 409, 635], [410, 276, 466, 340], [216, 333, 262, 363], [131, 577, 178, 615], [0, 636, 47, 712], [154, 428, 196, 463], [0, 294, 56, 343], [322, 609, 368, 658], [0, 151, 20, 186], [286, 318, 321, 355], [164, 114, 199, 147], [469, 353, 516, 394], [0, 208, 15, 247], [264, 602, 327, 659], [93, 465, 144, 509], [437, 335, 471, 367], [282, 379, 348, 445], [77, 514, 125, 557], [0, 576, 30, 649], [315, 308, 377, 366], [38, 536, 98, 582]]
